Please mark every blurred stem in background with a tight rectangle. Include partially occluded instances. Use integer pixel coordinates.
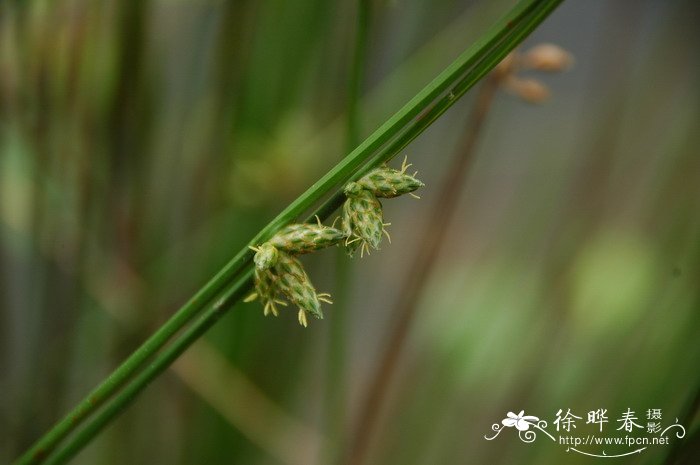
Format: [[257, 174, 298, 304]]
[[346, 0, 370, 149], [344, 71, 504, 465], [325, 0, 371, 463], [11, 0, 565, 463]]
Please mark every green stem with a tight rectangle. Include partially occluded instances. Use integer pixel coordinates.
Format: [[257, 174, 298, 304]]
[[311, 0, 563, 221], [14, 248, 249, 464], [14, 1, 563, 463], [43, 271, 254, 465]]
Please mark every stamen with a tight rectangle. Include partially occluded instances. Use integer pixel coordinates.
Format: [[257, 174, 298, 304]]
[[383, 228, 392, 243], [401, 155, 412, 173], [298, 310, 308, 327]]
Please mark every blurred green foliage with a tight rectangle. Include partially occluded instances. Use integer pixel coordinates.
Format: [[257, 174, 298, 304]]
[[1, 0, 699, 464]]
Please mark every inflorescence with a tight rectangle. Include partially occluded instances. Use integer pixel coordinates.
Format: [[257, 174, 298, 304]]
[[245, 157, 424, 326]]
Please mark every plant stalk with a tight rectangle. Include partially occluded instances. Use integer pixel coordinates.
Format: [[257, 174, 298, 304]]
[[14, 1, 563, 463]]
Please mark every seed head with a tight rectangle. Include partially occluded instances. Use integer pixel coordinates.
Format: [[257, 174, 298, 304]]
[[356, 158, 424, 199], [342, 188, 387, 257], [272, 252, 326, 325], [269, 220, 346, 255], [247, 251, 331, 326]]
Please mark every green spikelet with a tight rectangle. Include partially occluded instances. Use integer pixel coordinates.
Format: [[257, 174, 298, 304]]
[[342, 185, 387, 257], [249, 220, 340, 325], [273, 249, 309, 281], [272, 252, 330, 327], [269, 220, 346, 255], [357, 167, 424, 198], [356, 157, 425, 198], [247, 250, 331, 326]]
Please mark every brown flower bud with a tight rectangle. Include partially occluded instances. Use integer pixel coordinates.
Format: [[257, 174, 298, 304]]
[[522, 43, 574, 72]]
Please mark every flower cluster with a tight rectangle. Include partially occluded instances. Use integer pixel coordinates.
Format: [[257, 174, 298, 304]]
[[246, 157, 424, 326], [244, 219, 343, 327], [343, 157, 424, 257]]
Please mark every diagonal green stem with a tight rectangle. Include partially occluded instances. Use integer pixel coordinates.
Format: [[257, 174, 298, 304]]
[[13, 249, 251, 464], [311, 0, 563, 221], [42, 270, 254, 465], [14, 1, 563, 463]]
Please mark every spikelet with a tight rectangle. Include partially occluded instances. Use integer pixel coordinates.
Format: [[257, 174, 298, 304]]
[[273, 249, 311, 281], [272, 252, 329, 326], [248, 220, 339, 325], [269, 218, 346, 254], [247, 249, 331, 326], [356, 157, 425, 199], [342, 186, 387, 257]]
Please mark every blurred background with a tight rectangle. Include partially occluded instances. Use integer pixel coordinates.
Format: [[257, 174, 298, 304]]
[[1, 0, 699, 464]]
